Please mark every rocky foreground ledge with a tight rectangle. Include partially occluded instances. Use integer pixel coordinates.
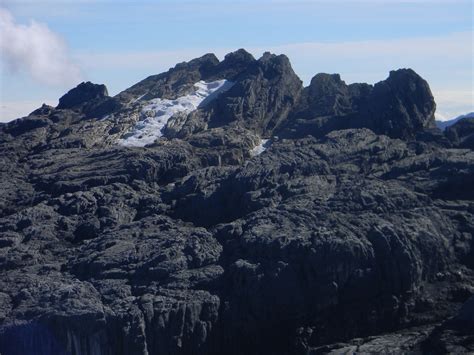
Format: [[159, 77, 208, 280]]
[[0, 49, 473, 354]]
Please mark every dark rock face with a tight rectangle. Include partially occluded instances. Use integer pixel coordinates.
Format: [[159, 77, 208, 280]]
[[0, 50, 473, 355], [215, 48, 256, 80], [362, 69, 436, 138], [206, 52, 303, 136], [56, 81, 122, 120], [164, 51, 303, 138], [295, 73, 367, 118], [446, 117, 474, 149], [116, 53, 220, 103], [284, 68, 436, 140], [421, 295, 474, 354], [57, 82, 109, 109]]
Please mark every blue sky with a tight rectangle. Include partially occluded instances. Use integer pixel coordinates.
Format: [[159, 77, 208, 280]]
[[0, 0, 472, 121]]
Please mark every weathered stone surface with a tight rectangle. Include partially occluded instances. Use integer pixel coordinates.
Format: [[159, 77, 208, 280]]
[[164, 51, 303, 138], [57, 82, 109, 110], [446, 117, 474, 149], [284, 69, 436, 141], [361, 69, 436, 138], [0, 50, 473, 355]]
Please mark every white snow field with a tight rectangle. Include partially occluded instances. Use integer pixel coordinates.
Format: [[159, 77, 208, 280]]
[[119, 79, 234, 147], [250, 139, 270, 156]]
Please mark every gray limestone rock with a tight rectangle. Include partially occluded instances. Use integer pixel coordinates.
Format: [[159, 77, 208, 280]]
[[0, 50, 473, 355]]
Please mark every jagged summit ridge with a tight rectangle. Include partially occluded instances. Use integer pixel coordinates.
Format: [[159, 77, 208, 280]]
[[8, 48, 439, 150], [57, 81, 109, 110]]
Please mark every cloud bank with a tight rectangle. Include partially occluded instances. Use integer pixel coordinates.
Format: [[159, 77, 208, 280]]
[[0, 7, 82, 87]]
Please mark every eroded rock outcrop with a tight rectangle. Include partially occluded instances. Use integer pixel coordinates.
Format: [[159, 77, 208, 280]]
[[0, 50, 472, 355], [284, 68, 436, 140], [446, 117, 474, 149]]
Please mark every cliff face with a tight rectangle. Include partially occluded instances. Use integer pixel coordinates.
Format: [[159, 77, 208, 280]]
[[0, 49, 473, 355], [284, 68, 436, 140]]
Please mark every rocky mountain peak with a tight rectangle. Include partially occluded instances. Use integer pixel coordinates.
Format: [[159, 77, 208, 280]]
[[194, 50, 302, 136], [304, 73, 353, 117], [57, 81, 109, 110], [185, 52, 220, 67], [0, 50, 448, 149], [284, 67, 436, 140], [175, 52, 220, 76], [310, 72, 343, 86], [215, 49, 256, 79], [259, 51, 274, 61], [222, 48, 255, 65], [0, 49, 473, 355], [366, 68, 436, 138], [30, 103, 54, 116], [257, 52, 293, 75]]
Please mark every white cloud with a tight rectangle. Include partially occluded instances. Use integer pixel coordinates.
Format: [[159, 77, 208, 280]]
[[0, 7, 82, 87]]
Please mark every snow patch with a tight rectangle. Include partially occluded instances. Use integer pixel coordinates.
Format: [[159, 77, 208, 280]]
[[132, 93, 147, 104], [119, 79, 234, 147], [251, 139, 270, 156]]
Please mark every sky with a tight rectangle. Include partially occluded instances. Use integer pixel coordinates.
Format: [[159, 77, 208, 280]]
[[0, 0, 472, 122]]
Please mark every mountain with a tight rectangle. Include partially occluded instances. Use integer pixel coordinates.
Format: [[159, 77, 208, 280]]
[[436, 112, 474, 130], [0, 49, 473, 355]]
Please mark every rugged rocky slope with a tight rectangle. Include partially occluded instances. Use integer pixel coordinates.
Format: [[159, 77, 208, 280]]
[[0, 49, 473, 355], [436, 112, 474, 131], [445, 117, 474, 150]]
